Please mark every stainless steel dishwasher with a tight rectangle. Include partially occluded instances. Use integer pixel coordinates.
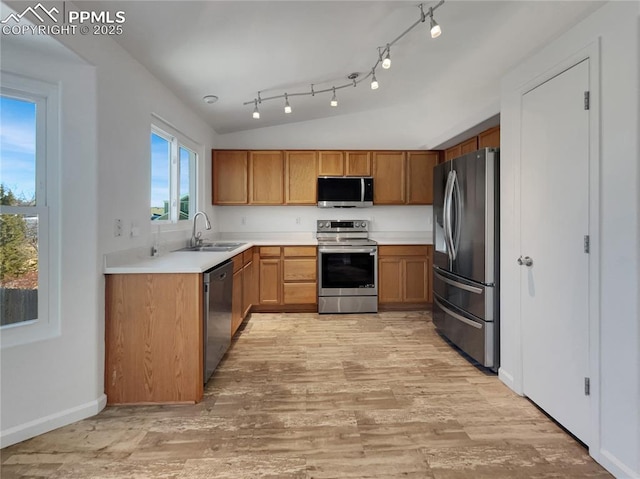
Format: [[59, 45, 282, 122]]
[[203, 260, 233, 384]]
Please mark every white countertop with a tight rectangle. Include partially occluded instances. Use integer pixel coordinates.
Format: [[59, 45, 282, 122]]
[[104, 232, 432, 275]]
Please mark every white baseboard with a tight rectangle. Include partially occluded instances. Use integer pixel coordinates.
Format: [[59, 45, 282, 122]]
[[596, 448, 640, 479], [0, 394, 107, 448], [498, 367, 521, 394]]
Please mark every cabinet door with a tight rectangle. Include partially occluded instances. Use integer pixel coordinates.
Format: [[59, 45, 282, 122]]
[[444, 145, 461, 162], [212, 150, 248, 204], [378, 257, 403, 303], [318, 151, 344, 176], [372, 151, 406, 204], [426, 245, 433, 303], [259, 259, 281, 304], [404, 258, 429, 303], [460, 137, 479, 155], [232, 268, 243, 335], [249, 151, 283, 204], [242, 261, 253, 319], [345, 151, 371, 176], [285, 151, 317, 205], [478, 126, 500, 149], [406, 151, 438, 205]]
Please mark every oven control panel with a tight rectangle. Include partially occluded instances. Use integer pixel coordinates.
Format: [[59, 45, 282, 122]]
[[316, 220, 369, 233]]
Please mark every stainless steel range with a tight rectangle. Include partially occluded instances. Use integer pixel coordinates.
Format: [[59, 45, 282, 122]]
[[317, 220, 378, 314]]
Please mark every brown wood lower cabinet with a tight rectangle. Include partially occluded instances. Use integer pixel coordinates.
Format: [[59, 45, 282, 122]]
[[231, 248, 256, 336], [105, 273, 204, 405], [378, 245, 433, 310], [255, 246, 317, 312]]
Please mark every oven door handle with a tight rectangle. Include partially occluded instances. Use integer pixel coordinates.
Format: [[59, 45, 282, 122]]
[[319, 248, 377, 254]]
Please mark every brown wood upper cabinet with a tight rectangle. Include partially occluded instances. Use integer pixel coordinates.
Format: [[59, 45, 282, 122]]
[[212, 150, 248, 204], [444, 126, 500, 162], [285, 151, 317, 205], [249, 151, 284, 204], [373, 151, 438, 205], [373, 151, 406, 204], [318, 151, 371, 177], [478, 126, 500, 149], [407, 151, 439, 205]]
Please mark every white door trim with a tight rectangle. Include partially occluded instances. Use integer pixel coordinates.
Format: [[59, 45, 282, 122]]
[[504, 40, 601, 454]]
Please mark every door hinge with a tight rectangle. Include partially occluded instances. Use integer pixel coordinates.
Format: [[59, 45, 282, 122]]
[[584, 377, 591, 396], [584, 235, 590, 253], [584, 91, 590, 110]]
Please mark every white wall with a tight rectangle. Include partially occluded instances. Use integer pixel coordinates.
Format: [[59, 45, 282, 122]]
[[0, 40, 103, 446], [500, 2, 639, 478], [1, 10, 218, 446], [214, 205, 432, 235]]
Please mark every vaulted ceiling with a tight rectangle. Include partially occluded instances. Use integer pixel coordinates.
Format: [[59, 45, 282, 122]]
[[77, 1, 605, 134]]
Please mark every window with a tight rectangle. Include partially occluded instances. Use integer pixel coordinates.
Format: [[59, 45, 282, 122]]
[[150, 123, 197, 223], [0, 73, 59, 346]]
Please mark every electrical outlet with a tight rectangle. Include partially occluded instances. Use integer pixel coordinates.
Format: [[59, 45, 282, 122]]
[[241, 216, 246, 225], [295, 217, 301, 225], [114, 219, 122, 237]]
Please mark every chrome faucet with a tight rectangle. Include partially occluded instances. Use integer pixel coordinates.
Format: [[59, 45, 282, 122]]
[[191, 211, 212, 247]]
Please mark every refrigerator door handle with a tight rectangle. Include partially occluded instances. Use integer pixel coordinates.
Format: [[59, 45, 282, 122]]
[[451, 170, 462, 260], [434, 296, 483, 330], [443, 171, 455, 260]]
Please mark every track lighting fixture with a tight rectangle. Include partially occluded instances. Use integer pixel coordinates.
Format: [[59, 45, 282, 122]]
[[429, 7, 442, 39], [243, 0, 444, 118], [370, 70, 379, 90], [382, 45, 391, 70], [284, 94, 292, 114]]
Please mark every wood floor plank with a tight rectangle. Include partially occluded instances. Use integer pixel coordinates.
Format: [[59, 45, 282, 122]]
[[0, 311, 611, 478]]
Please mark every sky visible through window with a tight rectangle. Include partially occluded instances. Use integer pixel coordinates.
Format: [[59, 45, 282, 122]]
[[150, 132, 192, 220], [0, 96, 36, 202]]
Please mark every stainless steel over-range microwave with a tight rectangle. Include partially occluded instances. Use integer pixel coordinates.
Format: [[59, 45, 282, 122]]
[[317, 177, 374, 208]]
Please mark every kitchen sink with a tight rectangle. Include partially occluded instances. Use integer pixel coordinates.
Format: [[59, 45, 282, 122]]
[[179, 242, 247, 252]]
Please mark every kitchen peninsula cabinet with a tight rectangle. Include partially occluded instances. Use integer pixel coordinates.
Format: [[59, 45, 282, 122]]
[[249, 151, 284, 204], [105, 273, 203, 404], [285, 151, 317, 204], [231, 248, 256, 336], [256, 246, 317, 311], [212, 150, 248, 204], [378, 245, 432, 309]]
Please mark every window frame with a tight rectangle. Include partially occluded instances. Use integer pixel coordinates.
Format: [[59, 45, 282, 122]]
[[1, 72, 60, 348], [150, 120, 199, 225]]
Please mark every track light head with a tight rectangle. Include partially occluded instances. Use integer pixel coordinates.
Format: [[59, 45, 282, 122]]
[[330, 87, 338, 107], [252, 99, 260, 119], [382, 45, 391, 69], [429, 8, 441, 38], [284, 93, 292, 114], [370, 70, 379, 90]]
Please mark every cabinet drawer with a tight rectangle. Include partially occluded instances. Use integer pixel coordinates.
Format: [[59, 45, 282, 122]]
[[232, 254, 243, 273], [243, 248, 253, 265], [378, 245, 429, 257], [283, 258, 316, 281], [259, 246, 281, 257], [283, 282, 317, 304], [283, 246, 316, 257]]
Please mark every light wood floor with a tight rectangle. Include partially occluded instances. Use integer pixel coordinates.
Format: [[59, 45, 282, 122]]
[[2, 311, 611, 478]]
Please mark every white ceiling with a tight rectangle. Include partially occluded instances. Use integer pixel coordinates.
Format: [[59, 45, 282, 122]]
[[77, 1, 605, 135]]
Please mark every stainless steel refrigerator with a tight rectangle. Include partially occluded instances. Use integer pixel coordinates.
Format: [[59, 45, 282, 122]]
[[432, 148, 499, 371]]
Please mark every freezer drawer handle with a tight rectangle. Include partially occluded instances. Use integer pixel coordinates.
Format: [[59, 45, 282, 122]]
[[434, 270, 483, 294], [434, 297, 483, 330]]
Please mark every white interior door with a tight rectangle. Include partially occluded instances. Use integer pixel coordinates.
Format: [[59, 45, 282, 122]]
[[520, 59, 590, 444]]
